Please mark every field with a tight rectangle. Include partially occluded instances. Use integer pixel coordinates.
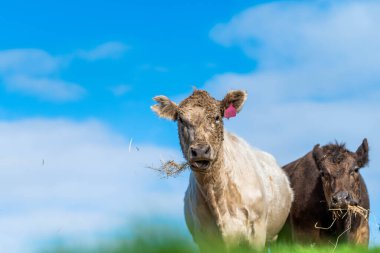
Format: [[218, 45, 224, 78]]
[[41, 228, 380, 253]]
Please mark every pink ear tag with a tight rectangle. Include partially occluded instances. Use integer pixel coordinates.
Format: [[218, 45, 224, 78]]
[[224, 104, 237, 119]]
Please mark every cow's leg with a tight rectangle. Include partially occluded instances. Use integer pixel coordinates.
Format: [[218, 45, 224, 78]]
[[291, 221, 321, 244], [248, 217, 267, 251]]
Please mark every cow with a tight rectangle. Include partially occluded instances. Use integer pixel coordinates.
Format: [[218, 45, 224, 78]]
[[282, 139, 370, 246], [151, 89, 293, 251]]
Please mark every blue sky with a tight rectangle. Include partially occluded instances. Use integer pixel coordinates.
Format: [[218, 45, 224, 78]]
[[0, 0, 259, 145], [0, 1, 380, 252]]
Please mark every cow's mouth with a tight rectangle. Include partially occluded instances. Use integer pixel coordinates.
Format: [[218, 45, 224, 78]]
[[190, 160, 211, 171], [331, 200, 358, 210], [331, 203, 349, 210]]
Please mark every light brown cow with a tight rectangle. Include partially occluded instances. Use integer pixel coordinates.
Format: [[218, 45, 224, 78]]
[[152, 89, 293, 251]]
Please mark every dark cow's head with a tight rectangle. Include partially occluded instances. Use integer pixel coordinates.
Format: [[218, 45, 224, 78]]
[[151, 89, 247, 173], [313, 139, 369, 209]]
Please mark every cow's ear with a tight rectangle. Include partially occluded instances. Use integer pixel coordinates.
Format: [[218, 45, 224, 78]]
[[221, 90, 247, 119], [356, 138, 369, 168], [313, 144, 326, 174], [151, 95, 178, 121]]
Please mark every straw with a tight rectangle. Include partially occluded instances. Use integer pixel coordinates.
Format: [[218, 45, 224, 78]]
[[314, 204, 369, 253], [148, 160, 190, 178]]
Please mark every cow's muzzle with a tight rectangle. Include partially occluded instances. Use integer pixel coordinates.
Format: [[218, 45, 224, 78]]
[[189, 144, 212, 171], [331, 191, 357, 208]]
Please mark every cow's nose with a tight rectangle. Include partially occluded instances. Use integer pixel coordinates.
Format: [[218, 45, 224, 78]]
[[189, 144, 211, 160], [332, 191, 350, 205]]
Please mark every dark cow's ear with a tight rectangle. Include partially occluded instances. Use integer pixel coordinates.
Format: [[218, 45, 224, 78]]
[[221, 90, 247, 119], [313, 144, 326, 172], [151, 95, 178, 121], [356, 138, 369, 168], [313, 144, 323, 160]]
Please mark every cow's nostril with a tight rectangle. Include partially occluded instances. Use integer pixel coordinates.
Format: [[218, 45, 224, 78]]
[[190, 144, 211, 160], [191, 148, 197, 157], [332, 196, 338, 204]]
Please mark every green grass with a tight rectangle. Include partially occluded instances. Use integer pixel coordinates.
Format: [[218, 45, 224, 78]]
[[41, 240, 380, 253], [40, 227, 380, 253]]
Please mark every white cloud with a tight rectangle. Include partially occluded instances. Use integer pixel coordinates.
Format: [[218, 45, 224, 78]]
[[207, 0, 380, 244], [0, 41, 128, 101], [210, 1, 380, 100], [5, 75, 85, 101], [110, 84, 131, 96], [77, 41, 129, 61], [0, 48, 84, 102], [0, 49, 59, 76], [0, 118, 188, 253]]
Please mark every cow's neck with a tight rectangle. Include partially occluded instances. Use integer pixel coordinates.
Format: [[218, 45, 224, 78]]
[[193, 142, 233, 235]]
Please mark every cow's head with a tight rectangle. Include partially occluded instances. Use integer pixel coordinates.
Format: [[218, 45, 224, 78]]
[[151, 89, 247, 173], [313, 139, 369, 209]]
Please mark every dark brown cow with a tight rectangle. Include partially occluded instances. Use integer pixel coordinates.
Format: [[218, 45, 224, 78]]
[[282, 139, 370, 246]]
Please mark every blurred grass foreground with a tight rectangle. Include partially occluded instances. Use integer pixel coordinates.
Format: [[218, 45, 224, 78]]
[[40, 226, 380, 253]]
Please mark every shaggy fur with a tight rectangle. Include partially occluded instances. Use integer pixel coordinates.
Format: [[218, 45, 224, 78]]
[[282, 139, 370, 246], [152, 89, 293, 251]]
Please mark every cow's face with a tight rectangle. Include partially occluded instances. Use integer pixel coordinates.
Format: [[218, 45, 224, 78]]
[[151, 89, 247, 173], [313, 139, 369, 209]]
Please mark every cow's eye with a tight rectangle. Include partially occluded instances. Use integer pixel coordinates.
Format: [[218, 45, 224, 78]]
[[352, 167, 359, 174], [178, 117, 184, 124]]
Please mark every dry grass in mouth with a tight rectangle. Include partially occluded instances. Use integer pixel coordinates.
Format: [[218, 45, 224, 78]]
[[328, 204, 369, 221], [314, 204, 369, 252], [148, 160, 190, 178], [347, 205, 369, 220]]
